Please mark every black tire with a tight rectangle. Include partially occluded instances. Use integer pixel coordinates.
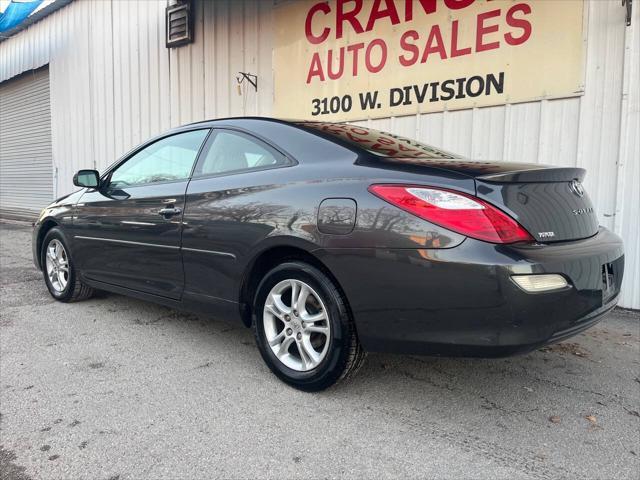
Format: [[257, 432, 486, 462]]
[[41, 227, 94, 303], [253, 261, 365, 391]]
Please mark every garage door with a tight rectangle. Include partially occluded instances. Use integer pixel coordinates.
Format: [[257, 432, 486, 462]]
[[0, 67, 53, 218]]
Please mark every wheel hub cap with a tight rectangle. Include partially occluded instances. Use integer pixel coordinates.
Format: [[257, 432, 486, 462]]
[[263, 279, 331, 372]]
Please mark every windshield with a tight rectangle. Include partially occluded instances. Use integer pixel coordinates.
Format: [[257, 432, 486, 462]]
[[294, 122, 458, 159]]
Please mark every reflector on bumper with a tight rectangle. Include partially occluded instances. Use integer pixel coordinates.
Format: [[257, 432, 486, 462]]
[[511, 274, 569, 293]]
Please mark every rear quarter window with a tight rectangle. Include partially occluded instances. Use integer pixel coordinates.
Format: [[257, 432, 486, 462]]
[[193, 130, 288, 177]]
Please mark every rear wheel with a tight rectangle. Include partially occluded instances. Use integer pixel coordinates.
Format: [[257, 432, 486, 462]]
[[41, 228, 94, 302], [253, 261, 365, 391]]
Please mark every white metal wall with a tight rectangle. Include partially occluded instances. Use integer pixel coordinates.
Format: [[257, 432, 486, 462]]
[[0, 0, 637, 308], [616, 0, 640, 310]]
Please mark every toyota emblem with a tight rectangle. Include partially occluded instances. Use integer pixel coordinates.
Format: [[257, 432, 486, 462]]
[[569, 179, 585, 197]]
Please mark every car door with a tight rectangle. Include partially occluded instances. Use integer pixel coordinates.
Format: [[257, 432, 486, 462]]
[[72, 128, 210, 299], [181, 129, 292, 304]]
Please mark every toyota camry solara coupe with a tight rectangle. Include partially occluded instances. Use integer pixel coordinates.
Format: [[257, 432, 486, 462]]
[[33, 117, 624, 391]]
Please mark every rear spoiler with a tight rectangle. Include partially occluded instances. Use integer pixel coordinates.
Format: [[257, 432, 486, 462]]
[[478, 167, 586, 183]]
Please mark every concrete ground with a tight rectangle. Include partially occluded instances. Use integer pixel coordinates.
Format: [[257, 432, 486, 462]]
[[1, 220, 638, 480]]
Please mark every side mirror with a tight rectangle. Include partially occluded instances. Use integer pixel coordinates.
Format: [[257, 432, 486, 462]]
[[73, 169, 100, 188]]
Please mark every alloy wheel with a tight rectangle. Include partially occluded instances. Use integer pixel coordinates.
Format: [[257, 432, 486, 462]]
[[263, 279, 331, 371], [45, 239, 69, 293]]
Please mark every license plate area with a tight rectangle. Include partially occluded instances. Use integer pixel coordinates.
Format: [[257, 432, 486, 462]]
[[602, 262, 616, 303]]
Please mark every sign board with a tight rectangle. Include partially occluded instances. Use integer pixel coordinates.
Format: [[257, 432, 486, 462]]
[[273, 0, 585, 121]]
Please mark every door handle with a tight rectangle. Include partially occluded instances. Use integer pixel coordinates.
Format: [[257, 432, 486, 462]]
[[158, 207, 182, 217]]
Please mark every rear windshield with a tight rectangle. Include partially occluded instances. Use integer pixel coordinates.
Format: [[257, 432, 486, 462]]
[[294, 122, 458, 159]]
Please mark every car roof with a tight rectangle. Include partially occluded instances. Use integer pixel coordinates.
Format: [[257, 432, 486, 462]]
[[183, 116, 299, 128]]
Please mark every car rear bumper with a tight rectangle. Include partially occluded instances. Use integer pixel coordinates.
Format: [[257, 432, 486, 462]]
[[318, 227, 624, 357]]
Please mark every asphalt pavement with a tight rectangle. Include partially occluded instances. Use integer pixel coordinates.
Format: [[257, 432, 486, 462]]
[[1, 220, 638, 480]]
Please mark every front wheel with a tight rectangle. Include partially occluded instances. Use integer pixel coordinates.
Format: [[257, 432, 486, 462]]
[[41, 228, 94, 302], [253, 261, 365, 391]]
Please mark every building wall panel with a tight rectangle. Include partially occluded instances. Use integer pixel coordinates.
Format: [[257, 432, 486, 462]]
[[614, 1, 640, 308], [577, 0, 627, 232]]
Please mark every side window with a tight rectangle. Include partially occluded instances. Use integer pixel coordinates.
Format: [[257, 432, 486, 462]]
[[193, 130, 286, 177], [109, 129, 209, 187]]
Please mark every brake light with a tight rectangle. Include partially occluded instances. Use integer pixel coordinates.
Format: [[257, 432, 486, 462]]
[[368, 185, 534, 244]]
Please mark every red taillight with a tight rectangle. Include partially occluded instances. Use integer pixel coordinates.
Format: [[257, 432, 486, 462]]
[[368, 184, 534, 244]]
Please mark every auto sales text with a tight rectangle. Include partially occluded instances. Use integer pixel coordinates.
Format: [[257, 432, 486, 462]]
[[305, 0, 532, 84]]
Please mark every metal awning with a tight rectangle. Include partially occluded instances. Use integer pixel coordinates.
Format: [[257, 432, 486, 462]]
[[0, 0, 72, 42]]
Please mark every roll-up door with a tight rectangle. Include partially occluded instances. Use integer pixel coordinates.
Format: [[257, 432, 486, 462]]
[[0, 67, 53, 218]]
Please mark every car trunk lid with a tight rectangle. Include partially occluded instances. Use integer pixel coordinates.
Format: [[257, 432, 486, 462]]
[[475, 167, 598, 243]]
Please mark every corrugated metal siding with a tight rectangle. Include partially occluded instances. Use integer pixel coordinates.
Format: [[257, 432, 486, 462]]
[[0, 0, 637, 308], [0, 67, 53, 216], [614, 2, 640, 309]]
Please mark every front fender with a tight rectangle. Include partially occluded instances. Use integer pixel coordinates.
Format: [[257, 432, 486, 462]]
[[32, 189, 86, 269]]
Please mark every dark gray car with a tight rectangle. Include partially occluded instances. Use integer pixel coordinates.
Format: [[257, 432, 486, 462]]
[[32, 118, 624, 391]]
